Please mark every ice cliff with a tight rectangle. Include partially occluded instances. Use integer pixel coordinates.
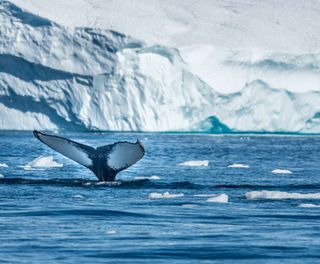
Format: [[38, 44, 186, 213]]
[[0, 1, 319, 133]]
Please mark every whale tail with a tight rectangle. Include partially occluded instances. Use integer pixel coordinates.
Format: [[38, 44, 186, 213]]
[[33, 130, 145, 181]]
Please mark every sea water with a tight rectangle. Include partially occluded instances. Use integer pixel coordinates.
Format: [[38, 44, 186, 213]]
[[0, 132, 320, 263]]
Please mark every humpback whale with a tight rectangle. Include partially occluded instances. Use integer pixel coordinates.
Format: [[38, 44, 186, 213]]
[[33, 130, 145, 181]]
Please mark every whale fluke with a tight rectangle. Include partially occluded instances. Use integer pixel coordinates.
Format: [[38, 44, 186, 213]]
[[33, 130, 145, 181]]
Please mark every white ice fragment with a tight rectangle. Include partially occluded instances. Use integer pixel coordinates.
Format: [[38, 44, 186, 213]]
[[178, 160, 209, 167], [134, 175, 160, 180], [194, 194, 220, 197], [0, 173, 4, 178], [207, 194, 229, 203], [246, 190, 320, 200], [0, 163, 8, 168], [227, 163, 249, 168], [106, 230, 117, 235], [272, 169, 292, 174], [148, 192, 184, 199], [72, 194, 85, 199], [22, 156, 63, 170], [182, 204, 199, 208], [298, 204, 320, 208]]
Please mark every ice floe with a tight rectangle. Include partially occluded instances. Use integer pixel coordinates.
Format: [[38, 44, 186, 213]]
[[178, 160, 209, 167], [134, 175, 160, 180], [227, 163, 249, 168], [246, 190, 320, 200], [207, 194, 229, 203], [298, 204, 320, 208], [271, 169, 292, 174], [21, 156, 63, 170], [182, 204, 199, 208], [148, 192, 184, 199], [0, 163, 8, 168]]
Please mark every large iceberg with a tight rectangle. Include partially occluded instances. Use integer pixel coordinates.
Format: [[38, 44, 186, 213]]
[[0, 1, 320, 133]]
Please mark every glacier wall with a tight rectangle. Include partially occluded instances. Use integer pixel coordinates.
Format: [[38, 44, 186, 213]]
[[0, 1, 320, 133]]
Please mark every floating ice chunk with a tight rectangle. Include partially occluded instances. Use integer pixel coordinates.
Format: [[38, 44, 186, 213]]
[[207, 194, 229, 203], [182, 204, 199, 208], [95, 181, 121, 186], [72, 194, 85, 199], [178, 160, 209, 167], [194, 194, 220, 197], [0, 163, 8, 168], [227, 163, 249, 168], [0, 173, 4, 178], [134, 175, 160, 180], [271, 169, 292, 174], [148, 192, 184, 199], [106, 230, 117, 235], [246, 190, 320, 200], [22, 156, 63, 170], [298, 203, 320, 208]]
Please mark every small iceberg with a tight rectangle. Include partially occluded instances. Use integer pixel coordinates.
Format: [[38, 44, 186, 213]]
[[227, 163, 249, 168], [0, 163, 8, 168], [271, 169, 292, 174], [21, 156, 63, 170], [148, 192, 184, 199], [298, 204, 320, 208], [178, 160, 209, 167], [246, 190, 320, 200], [207, 194, 229, 203]]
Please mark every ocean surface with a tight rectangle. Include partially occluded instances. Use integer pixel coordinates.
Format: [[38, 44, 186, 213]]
[[1, 132, 320, 263]]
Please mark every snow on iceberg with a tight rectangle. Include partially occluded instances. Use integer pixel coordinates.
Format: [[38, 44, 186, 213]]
[[178, 160, 209, 167], [0, 2, 320, 133], [22, 156, 63, 170], [246, 190, 320, 200]]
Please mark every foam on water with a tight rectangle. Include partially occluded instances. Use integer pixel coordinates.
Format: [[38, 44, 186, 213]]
[[207, 194, 229, 203], [0, 163, 8, 168], [21, 156, 63, 170], [272, 169, 292, 174], [246, 190, 320, 200], [148, 192, 184, 199], [227, 164, 249, 168], [298, 204, 320, 208], [106, 230, 117, 235], [178, 160, 209, 167], [72, 194, 85, 199]]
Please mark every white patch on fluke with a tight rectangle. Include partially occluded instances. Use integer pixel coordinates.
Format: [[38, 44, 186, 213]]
[[207, 194, 229, 203], [178, 160, 209, 167], [227, 163, 249, 168], [148, 192, 184, 199], [0, 163, 8, 168], [272, 169, 292, 174], [22, 156, 63, 170], [37, 133, 92, 167], [107, 142, 144, 170], [246, 190, 320, 200]]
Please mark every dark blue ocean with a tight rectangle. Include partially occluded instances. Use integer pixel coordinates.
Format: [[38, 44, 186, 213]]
[[1, 132, 320, 263]]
